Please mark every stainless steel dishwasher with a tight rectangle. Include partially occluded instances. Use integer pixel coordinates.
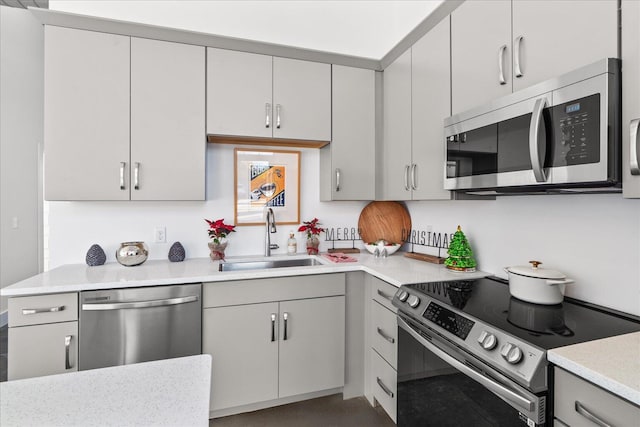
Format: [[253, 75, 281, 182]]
[[79, 283, 201, 371]]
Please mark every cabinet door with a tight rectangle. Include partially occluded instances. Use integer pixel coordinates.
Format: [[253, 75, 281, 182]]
[[622, 0, 640, 198], [512, 1, 618, 92], [130, 38, 205, 200], [8, 321, 78, 380], [44, 26, 130, 201], [380, 49, 412, 201], [207, 48, 273, 138], [411, 16, 452, 201], [273, 57, 331, 142], [279, 296, 345, 398], [451, 0, 512, 114], [321, 65, 375, 201], [203, 302, 279, 411]]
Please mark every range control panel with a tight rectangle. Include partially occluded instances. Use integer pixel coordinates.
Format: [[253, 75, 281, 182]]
[[423, 302, 475, 340]]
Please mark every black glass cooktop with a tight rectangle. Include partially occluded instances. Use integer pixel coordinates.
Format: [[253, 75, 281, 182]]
[[402, 277, 640, 350]]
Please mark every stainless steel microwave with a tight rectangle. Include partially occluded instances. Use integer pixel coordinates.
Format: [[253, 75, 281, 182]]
[[444, 58, 621, 194]]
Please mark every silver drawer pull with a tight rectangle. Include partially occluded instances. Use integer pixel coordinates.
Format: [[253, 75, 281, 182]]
[[283, 312, 289, 340], [575, 401, 612, 427], [376, 327, 395, 344], [270, 313, 277, 342], [514, 36, 524, 78], [276, 104, 281, 129], [377, 289, 393, 301], [265, 103, 271, 128], [65, 335, 72, 370], [134, 162, 140, 190], [630, 118, 640, 175], [335, 168, 341, 192], [119, 162, 126, 190], [498, 44, 507, 85], [22, 305, 65, 315], [376, 377, 394, 398]]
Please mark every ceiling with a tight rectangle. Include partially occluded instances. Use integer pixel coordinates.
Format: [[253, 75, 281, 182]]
[[47, 0, 444, 60]]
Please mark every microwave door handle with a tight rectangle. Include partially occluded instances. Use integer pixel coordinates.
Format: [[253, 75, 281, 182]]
[[529, 97, 548, 182], [398, 317, 535, 413], [631, 119, 640, 175]]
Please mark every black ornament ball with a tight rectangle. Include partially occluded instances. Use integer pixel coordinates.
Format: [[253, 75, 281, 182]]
[[86, 244, 106, 266], [168, 241, 186, 262]]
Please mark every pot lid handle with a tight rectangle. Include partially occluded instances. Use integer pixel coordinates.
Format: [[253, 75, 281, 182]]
[[529, 260, 542, 269]]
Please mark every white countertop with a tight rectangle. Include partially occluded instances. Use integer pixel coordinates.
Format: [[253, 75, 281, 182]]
[[0, 252, 488, 296], [0, 355, 212, 427], [548, 332, 640, 406]]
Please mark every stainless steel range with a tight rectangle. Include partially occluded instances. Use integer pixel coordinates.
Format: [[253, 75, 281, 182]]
[[392, 277, 640, 426]]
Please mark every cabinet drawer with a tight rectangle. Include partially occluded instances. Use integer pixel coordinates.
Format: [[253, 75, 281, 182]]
[[8, 293, 78, 327], [371, 349, 397, 423], [371, 277, 397, 312], [554, 368, 640, 426], [372, 301, 397, 369]]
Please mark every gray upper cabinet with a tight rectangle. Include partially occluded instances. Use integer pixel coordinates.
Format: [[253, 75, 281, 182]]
[[207, 49, 331, 142], [44, 27, 206, 201], [452, 0, 618, 115], [44, 26, 130, 201], [451, 0, 512, 115], [130, 38, 205, 200], [320, 65, 375, 201], [380, 16, 452, 201], [622, 0, 640, 199]]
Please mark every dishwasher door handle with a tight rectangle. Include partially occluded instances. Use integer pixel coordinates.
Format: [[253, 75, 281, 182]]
[[82, 295, 199, 311]]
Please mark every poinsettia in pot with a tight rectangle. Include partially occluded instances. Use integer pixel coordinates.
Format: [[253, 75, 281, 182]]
[[205, 218, 236, 261], [298, 218, 325, 255]]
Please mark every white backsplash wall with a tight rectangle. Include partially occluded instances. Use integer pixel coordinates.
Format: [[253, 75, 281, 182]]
[[406, 196, 640, 316], [46, 144, 368, 268]]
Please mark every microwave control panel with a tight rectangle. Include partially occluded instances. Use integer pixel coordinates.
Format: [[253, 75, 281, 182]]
[[551, 93, 600, 166]]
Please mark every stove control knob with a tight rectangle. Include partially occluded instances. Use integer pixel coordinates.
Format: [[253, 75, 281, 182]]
[[477, 331, 498, 350], [407, 295, 420, 308], [398, 291, 409, 302], [500, 343, 523, 364]]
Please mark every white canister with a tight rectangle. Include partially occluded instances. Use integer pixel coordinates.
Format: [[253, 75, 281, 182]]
[[504, 261, 575, 305]]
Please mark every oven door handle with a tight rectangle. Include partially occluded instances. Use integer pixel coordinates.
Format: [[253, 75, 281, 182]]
[[398, 317, 535, 413]]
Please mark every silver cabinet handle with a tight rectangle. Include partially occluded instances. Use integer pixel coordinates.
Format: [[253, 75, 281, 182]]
[[276, 104, 281, 129], [410, 163, 417, 190], [498, 44, 507, 85], [377, 289, 393, 301], [270, 313, 276, 342], [82, 295, 198, 311], [404, 165, 410, 191], [65, 335, 72, 370], [529, 97, 548, 182], [376, 327, 395, 344], [335, 168, 341, 192], [575, 401, 612, 427], [376, 377, 394, 398], [134, 162, 140, 190], [283, 312, 289, 340], [119, 162, 126, 190], [265, 103, 271, 128], [514, 36, 524, 78], [22, 305, 65, 315], [630, 118, 640, 175]]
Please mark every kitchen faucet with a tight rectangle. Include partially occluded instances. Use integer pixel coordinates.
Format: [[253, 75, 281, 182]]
[[265, 208, 279, 256]]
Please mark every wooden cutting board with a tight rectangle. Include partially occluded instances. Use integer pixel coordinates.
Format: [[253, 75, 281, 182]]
[[358, 201, 411, 245]]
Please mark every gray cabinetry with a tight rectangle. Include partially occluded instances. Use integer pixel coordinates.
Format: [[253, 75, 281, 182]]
[[202, 274, 345, 414], [7, 293, 78, 380], [207, 49, 331, 143], [44, 27, 206, 201], [622, 0, 640, 198], [320, 65, 375, 201]]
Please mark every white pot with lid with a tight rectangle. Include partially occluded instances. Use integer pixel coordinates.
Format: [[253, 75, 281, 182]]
[[504, 260, 575, 305]]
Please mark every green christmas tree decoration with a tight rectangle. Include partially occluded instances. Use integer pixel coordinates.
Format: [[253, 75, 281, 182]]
[[445, 225, 477, 272]]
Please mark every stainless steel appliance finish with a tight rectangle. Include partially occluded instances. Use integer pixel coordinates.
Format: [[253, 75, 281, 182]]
[[219, 257, 323, 272], [444, 58, 621, 194], [79, 283, 201, 371]]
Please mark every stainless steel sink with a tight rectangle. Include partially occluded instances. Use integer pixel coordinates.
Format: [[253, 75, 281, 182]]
[[219, 258, 323, 272]]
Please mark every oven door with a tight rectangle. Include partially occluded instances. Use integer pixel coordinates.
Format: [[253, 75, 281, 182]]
[[397, 315, 547, 426]]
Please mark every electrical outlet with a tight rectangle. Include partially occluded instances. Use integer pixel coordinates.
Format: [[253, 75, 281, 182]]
[[154, 226, 166, 243]]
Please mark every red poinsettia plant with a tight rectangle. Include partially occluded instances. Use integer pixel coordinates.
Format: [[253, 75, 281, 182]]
[[205, 218, 236, 244], [298, 218, 325, 239]]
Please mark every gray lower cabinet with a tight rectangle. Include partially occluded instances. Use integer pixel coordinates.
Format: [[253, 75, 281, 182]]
[[7, 293, 79, 380], [320, 65, 376, 201], [202, 274, 346, 413], [622, 0, 640, 199], [554, 367, 640, 426]]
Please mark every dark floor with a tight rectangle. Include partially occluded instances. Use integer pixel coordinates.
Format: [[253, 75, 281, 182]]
[[210, 394, 395, 427], [1, 324, 7, 382]]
